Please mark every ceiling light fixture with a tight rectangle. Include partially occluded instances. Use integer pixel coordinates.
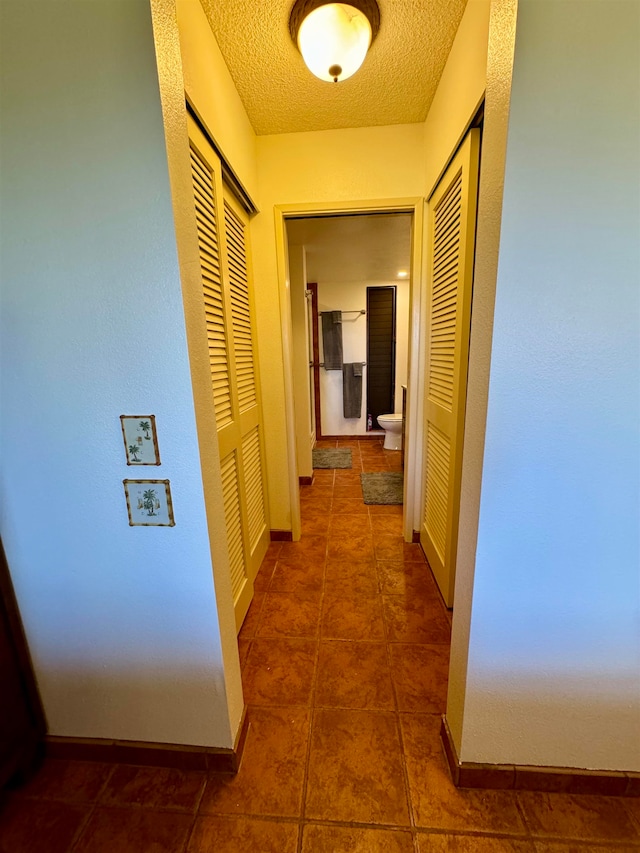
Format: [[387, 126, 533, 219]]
[[289, 0, 381, 84]]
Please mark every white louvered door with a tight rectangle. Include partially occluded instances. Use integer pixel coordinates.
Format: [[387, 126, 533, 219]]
[[188, 116, 270, 631], [420, 129, 480, 608]]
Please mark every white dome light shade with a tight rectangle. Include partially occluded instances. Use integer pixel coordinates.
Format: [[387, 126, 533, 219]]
[[297, 3, 372, 83]]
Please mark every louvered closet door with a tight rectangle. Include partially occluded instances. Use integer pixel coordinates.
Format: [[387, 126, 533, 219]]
[[420, 128, 480, 608], [188, 116, 270, 632]]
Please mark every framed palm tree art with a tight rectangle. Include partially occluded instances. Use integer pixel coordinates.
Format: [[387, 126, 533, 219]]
[[120, 415, 160, 465], [123, 479, 174, 527]]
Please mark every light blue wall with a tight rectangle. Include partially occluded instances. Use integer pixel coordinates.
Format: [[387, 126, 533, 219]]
[[0, 0, 234, 746], [461, 0, 640, 769]]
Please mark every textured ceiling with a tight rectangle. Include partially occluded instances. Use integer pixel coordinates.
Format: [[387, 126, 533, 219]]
[[198, 0, 468, 135], [287, 213, 412, 283]]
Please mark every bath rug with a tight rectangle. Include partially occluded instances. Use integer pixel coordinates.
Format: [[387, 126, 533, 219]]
[[360, 471, 403, 504], [312, 448, 352, 469]]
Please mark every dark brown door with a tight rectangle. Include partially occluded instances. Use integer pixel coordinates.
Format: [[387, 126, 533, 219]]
[[366, 286, 396, 427]]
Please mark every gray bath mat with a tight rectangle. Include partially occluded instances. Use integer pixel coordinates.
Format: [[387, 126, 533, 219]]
[[312, 448, 352, 469], [360, 472, 404, 504]]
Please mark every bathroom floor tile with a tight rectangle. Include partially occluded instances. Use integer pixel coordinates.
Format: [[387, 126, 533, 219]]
[[417, 835, 535, 852], [315, 640, 395, 710], [324, 560, 379, 595], [72, 806, 192, 853], [253, 558, 276, 591], [376, 561, 439, 597], [383, 594, 451, 644], [327, 531, 375, 561], [301, 823, 415, 852], [0, 797, 89, 853], [188, 815, 299, 852], [242, 638, 317, 706], [99, 765, 205, 812], [279, 535, 328, 562], [200, 706, 309, 818], [517, 791, 640, 843], [370, 514, 405, 535], [270, 556, 325, 593], [389, 643, 449, 713], [328, 514, 372, 538], [321, 594, 385, 641], [400, 714, 527, 835], [330, 497, 369, 515], [305, 708, 410, 826], [257, 591, 322, 638], [238, 592, 265, 640], [373, 534, 406, 562], [12, 759, 112, 804]]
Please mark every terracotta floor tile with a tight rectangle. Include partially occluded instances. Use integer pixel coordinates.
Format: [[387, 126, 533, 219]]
[[265, 542, 283, 559], [0, 798, 89, 853], [300, 487, 334, 504], [12, 759, 112, 803], [374, 534, 406, 561], [270, 558, 325, 593], [329, 514, 372, 538], [257, 591, 322, 638], [200, 706, 309, 818], [311, 470, 335, 485], [238, 591, 265, 640], [99, 765, 205, 811], [383, 595, 451, 644], [532, 844, 639, 853], [327, 532, 375, 561], [417, 835, 535, 852], [253, 558, 276, 591], [390, 643, 450, 712], [73, 806, 192, 853], [321, 594, 385, 641], [324, 560, 379, 595], [331, 497, 369, 515], [302, 823, 415, 852], [401, 714, 526, 835], [238, 638, 251, 667], [370, 514, 405, 535], [369, 504, 404, 516], [315, 440, 338, 448], [279, 535, 328, 562], [315, 640, 395, 710], [302, 514, 332, 535], [242, 638, 317, 706], [403, 543, 427, 562], [334, 470, 364, 484], [305, 708, 410, 826], [333, 484, 365, 500], [188, 815, 298, 852], [361, 460, 390, 472], [377, 561, 439, 597], [517, 791, 639, 843]]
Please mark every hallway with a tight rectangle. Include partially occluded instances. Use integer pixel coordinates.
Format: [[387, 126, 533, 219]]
[[0, 440, 639, 851]]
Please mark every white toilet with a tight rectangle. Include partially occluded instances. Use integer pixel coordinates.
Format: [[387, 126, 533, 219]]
[[376, 414, 403, 450]]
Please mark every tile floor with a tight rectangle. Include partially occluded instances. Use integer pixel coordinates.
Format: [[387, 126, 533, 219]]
[[1, 439, 639, 851]]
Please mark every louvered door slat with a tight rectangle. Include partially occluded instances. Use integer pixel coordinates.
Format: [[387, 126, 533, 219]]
[[220, 451, 249, 600], [190, 146, 233, 430], [242, 426, 267, 552], [421, 129, 480, 608], [224, 201, 257, 413]]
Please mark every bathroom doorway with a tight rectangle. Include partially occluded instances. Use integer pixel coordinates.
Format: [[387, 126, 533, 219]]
[[286, 213, 411, 447]]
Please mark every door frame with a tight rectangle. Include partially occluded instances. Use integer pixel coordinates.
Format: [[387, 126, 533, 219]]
[[274, 198, 424, 544]]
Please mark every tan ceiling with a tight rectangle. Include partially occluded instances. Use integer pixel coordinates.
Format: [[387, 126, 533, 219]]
[[287, 213, 412, 283], [198, 0, 468, 135]]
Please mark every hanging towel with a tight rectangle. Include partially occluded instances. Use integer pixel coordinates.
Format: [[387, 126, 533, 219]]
[[321, 311, 343, 369], [343, 363, 363, 418]]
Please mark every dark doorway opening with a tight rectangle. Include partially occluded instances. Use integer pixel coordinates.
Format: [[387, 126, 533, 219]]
[[366, 286, 396, 428]]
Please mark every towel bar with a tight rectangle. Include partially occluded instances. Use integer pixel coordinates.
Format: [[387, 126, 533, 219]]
[[318, 309, 366, 315], [310, 361, 367, 368]]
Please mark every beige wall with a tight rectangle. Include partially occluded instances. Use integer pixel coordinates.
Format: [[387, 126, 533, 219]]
[[423, 0, 491, 196], [176, 0, 258, 203]]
